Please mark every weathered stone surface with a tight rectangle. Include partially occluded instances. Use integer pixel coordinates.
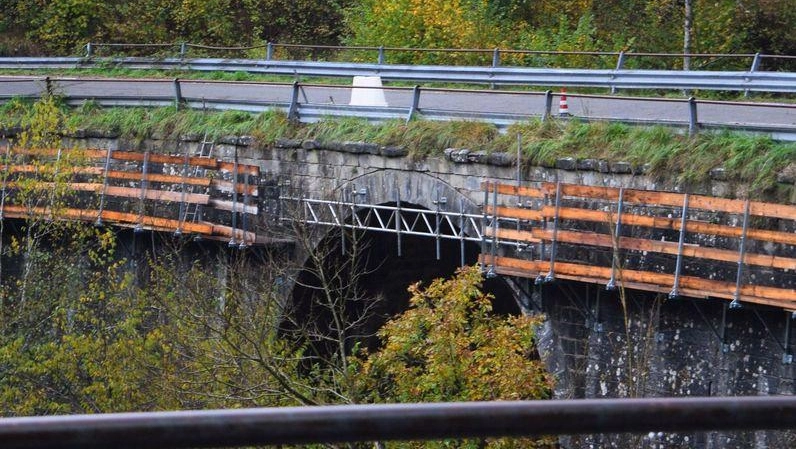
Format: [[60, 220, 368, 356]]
[[380, 145, 408, 158], [444, 148, 470, 163], [216, 135, 237, 145], [179, 133, 202, 143], [301, 139, 320, 150], [710, 167, 729, 181], [467, 150, 489, 164], [577, 158, 597, 171], [598, 160, 611, 173], [274, 138, 302, 148], [488, 152, 514, 167], [341, 141, 380, 155], [609, 161, 632, 174], [79, 129, 118, 139], [238, 135, 255, 147], [555, 157, 577, 170], [777, 163, 796, 184]]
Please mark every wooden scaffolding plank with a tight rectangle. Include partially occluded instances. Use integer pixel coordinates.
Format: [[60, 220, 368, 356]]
[[522, 205, 796, 246], [484, 205, 542, 221], [1, 204, 213, 234], [208, 199, 258, 216], [11, 148, 261, 176], [481, 255, 796, 305], [211, 179, 259, 196], [530, 227, 796, 271], [484, 227, 542, 243], [5, 182, 211, 205], [532, 181, 796, 220], [481, 182, 544, 198]]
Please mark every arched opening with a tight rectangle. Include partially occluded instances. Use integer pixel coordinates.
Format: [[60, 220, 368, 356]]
[[288, 201, 518, 355]]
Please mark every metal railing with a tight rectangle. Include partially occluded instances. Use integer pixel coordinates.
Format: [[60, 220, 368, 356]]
[[78, 42, 796, 71], [2, 77, 795, 140], [2, 55, 796, 93], [3, 397, 796, 449]]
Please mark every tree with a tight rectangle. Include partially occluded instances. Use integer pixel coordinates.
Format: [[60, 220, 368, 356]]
[[357, 266, 554, 447]]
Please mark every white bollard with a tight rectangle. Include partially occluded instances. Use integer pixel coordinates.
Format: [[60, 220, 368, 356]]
[[349, 76, 388, 107]]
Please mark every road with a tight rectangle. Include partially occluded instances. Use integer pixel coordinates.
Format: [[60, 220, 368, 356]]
[[1, 76, 795, 131]]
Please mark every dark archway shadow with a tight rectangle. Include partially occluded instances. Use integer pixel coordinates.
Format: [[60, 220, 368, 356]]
[[289, 201, 518, 354]]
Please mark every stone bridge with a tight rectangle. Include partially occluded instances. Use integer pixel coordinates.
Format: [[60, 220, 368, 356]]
[[3, 131, 796, 447]]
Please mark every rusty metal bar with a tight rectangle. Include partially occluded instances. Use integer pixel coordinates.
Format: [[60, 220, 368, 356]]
[[134, 151, 149, 233], [606, 187, 624, 291], [5, 397, 796, 449], [670, 193, 690, 298], [731, 199, 751, 308], [395, 189, 402, 257], [545, 181, 562, 283]]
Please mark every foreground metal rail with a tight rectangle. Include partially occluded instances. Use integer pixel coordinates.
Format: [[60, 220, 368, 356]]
[[2, 397, 796, 449], [2, 57, 796, 93]]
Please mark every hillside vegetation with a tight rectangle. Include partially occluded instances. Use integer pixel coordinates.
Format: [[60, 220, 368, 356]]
[[2, 98, 793, 199], [1, 0, 794, 70]]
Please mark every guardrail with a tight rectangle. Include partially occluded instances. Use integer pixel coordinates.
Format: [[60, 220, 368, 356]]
[[2, 56, 796, 94], [2, 77, 795, 140], [3, 397, 796, 449], [79, 42, 796, 71]]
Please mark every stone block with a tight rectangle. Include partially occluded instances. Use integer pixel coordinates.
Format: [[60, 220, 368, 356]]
[[445, 148, 471, 163], [179, 133, 202, 143], [710, 167, 729, 181], [301, 139, 320, 150], [777, 163, 796, 184], [488, 152, 514, 167], [467, 151, 489, 165], [555, 157, 577, 171], [577, 158, 597, 171], [380, 145, 408, 158], [609, 161, 632, 174], [274, 138, 302, 149]]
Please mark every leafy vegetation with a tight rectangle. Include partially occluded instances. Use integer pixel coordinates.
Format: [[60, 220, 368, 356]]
[[357, 266, 554, 448], [1, 1, 793, 71]]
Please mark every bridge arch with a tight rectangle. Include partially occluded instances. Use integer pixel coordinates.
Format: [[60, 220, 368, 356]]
[[286, 169, 521, 351]]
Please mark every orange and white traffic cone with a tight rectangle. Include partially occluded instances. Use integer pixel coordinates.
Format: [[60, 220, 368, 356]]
[[559, 88, 570, 117]]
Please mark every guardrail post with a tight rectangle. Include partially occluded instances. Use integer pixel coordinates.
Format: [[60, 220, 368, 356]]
[[492, 48, 500, 68], [688, 97, 698, 136], [378, 46, 385, 65], [85, 42, 93, 58], [179, 42, 187, 59], [611, 51, 626, 94], [288, 81, 300, 122], [44, 76, 53, 97], [266, 42, 274, 61], [406, 85, 421, 123], [173, 78, 183, 110], [542, 90, 553, 122]]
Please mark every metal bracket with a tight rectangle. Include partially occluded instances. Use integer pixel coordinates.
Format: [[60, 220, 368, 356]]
[[135, 151, 150, 233], [406, 86, 421, 123], [670, 193, 690, 299], [607, 187, 625, 291], [544, 181, 562, 283], [730, 199, 751, 309], [489, 182, 499, 275], [229, 148, 239, 247]]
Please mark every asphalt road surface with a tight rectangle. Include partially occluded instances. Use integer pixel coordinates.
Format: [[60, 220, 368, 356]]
[[1, 76, 794, 130]]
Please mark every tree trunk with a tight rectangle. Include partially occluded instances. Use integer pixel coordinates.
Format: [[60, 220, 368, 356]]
[[683, 0, 693, 70]]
